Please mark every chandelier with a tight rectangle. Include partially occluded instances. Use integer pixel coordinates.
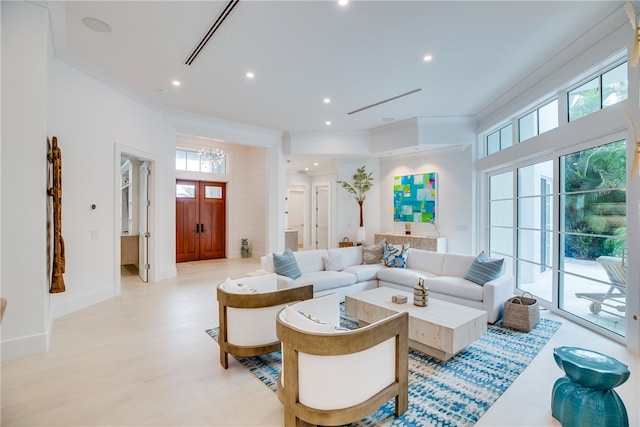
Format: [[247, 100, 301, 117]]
[[198, 147, 225, 169]]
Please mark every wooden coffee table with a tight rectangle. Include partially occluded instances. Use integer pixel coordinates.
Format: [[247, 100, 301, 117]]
[[345, 287, 487, 361]]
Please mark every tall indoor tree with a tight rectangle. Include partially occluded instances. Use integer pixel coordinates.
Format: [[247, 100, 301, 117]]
[[337, 166, 374, 243]]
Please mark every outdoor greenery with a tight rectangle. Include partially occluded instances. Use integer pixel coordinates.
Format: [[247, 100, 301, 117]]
[[562, 139, 626, 259]]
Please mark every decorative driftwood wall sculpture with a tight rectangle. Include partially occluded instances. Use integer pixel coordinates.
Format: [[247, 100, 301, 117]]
[[47, 136, 66, 293]]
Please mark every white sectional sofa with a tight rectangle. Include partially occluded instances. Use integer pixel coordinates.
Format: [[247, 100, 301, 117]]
[[260, 245, 514, 323]]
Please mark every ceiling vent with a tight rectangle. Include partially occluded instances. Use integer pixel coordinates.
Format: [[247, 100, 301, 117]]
[[347, 88, 422, 115], [184, 0, 240, 66]]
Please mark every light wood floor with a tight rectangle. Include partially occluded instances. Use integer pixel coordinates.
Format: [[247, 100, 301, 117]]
[[2, 258, 638, 427]]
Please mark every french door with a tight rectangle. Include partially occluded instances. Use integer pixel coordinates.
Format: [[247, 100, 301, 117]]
[[488, 138, 627, 338], [176, 180, 226, 262]]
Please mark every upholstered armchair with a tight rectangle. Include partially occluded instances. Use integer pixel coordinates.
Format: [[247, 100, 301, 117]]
[[217, 273, 313, 369], [276, 294, 409, 427]]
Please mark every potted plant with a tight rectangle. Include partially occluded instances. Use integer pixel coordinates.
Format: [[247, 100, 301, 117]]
[[337, 166, 374, 243]]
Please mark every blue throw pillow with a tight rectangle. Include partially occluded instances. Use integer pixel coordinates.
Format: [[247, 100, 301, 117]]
[[381, 242, 409, 268], [464, 251, 504, 285], [273, 247, 302, 279]]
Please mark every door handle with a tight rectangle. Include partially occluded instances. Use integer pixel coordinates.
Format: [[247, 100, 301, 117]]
[[200, 224, 205, 233], [195, 223, 200, 233]]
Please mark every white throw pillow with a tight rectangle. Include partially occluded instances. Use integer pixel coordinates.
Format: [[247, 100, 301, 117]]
[[284, 305, 337, 333], [221, 277, 258, 294], [323, 251, 346, 271]]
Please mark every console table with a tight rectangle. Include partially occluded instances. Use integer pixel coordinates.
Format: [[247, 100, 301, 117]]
[[374, 233, 446, 253]]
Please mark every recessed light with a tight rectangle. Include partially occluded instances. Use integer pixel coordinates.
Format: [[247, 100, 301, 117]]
[[338, 0, 348, 6], [323, 98, 331, 104], [325, 121, 332, 126], [423, 54, 433, 62], [246, 71, 255, 79], [172, 80, 181, 87], [314, 162, 319, 166], [81, 17, 111, 33], [305, 167, 309, 171]]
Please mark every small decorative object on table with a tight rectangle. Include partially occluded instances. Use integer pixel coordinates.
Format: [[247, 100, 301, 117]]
[[392, 295, 408, 304], [552, 346, 629, 427], [241, 238, 250, 258], [413, 278, 428, 307], [405, 222, 411, 235], [339, 236, 354, 248], [503, 292, 539, 332]]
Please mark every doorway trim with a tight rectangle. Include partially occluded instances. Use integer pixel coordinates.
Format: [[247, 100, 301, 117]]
[[114, 143, 157, 295]]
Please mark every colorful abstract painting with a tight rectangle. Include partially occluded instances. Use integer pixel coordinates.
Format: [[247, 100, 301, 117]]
[[394, 173, 437, 222]]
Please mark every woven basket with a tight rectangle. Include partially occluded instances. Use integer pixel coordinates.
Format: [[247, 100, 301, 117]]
[[503, 292, 540, 332], [338, 237, 354, 248]]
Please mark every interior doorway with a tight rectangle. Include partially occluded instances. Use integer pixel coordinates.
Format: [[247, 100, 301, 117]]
[[314, 185, 329, 249], [176, 180, 226, 262], [119, 154, 153, 285], [286, 185, 306, 250]]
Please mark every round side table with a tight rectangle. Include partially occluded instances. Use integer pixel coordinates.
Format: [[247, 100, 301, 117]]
[[552, 346, 630, 427]]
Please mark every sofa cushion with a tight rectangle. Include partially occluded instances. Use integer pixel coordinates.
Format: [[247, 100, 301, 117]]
[[323, 251, 347, 271], [294, 249, 329, 273], [426, 276, 484, 302], [441, 253, 476, 277], [381, 242, 409, 268], [220, 277, 258, 294], [376, 267, 435, 287], [342, 264, 385, 282], [273, 248, 302, 279], [284, 305, 336, 333], [405, 249, 446, 275], [292, 271, 357, 292], [328, 246, 363, 268], [362, 241, 385, 265], [464, 251, 504, 285]]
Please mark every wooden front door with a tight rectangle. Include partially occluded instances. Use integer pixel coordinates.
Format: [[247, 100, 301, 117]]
[[176, 180, 226, 262]]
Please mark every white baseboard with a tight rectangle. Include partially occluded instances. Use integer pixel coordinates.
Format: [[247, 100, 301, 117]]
[[1, 332, 48, 361], [50, 288, 116, 320]]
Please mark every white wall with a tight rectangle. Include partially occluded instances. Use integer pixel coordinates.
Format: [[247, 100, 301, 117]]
[[1, 1, 178, 359], [1, 1, 50, 359], [47, 46, 177, 320], [380, 147, 475, 254]]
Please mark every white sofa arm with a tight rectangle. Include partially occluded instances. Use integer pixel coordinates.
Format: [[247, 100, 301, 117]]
[[482, 274, 515, 323]]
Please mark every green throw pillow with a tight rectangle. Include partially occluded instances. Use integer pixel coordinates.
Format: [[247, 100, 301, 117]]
[[464, 251, 504, 285], [273, 247, 302, 279]]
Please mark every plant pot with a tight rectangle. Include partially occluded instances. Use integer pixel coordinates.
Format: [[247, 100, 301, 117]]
[[357, 226, 366, 244]]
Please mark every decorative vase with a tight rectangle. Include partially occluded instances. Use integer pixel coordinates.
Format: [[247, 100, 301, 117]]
[[414, 278, 428, 307], [356, 226, 366, 245], [241, 238, 250, 258]]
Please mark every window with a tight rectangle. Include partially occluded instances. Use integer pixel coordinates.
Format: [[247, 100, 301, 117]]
[[486, 124, 513, 155], [176, 148, 226, 174], [568, 62, 627, 122], [519, 99, 558, 142], [489, 171, 514, 275]]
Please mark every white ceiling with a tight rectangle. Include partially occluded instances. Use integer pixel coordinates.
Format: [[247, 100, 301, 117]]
[[48, 0, 626, 172]]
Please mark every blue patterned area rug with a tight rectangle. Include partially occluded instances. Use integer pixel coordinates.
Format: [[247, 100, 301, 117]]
[[206, 309, 561, 427]]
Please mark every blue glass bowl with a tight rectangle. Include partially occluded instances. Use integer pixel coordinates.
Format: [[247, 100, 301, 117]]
[[553, 346, 630, 390]]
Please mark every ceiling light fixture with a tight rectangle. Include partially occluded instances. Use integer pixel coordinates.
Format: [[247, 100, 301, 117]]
[[423, 54, 433, 62], [81, 17, 112, 33], [314, 162, 319, 166], [172, 80, 181, 87], [325, 121, 332, 126], [338, 0, 349, 6], [323, 98, 331, 104], [198, 147, 225, 169], [246, 71, 255, 79]]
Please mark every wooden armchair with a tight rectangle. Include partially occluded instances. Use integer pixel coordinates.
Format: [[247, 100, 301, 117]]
[[217, 273, 313, 369], [276, 294, 409, 426]]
